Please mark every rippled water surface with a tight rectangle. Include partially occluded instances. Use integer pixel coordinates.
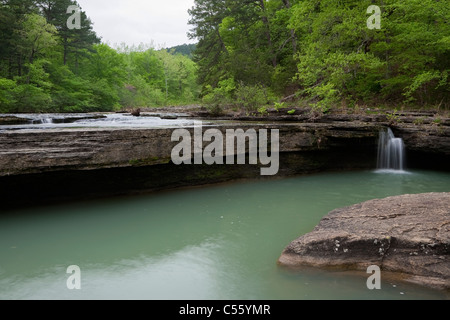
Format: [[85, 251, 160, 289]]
[[0, 170, 449, 300]]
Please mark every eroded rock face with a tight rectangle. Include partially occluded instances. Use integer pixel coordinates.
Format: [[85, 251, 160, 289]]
[[278, 193, 450, 290], [0, 123, 381, 176]]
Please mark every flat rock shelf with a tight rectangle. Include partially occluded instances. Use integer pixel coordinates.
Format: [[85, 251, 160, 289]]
[[278, 192, 450, 290]]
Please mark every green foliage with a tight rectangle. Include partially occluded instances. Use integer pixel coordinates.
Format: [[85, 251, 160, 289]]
[[18, 13, 57, 64], [166, 43, 197, 58], [235, 83, 270, 114], [257, 106, 268, 116], [290, 0, 449, 107], [0, 78, 17, 112], [48, 64, 92, 112], [432, 116, 442, 125], [386, 109, 401, 125], [304, 82, 338, 113], [201, 77, 273, 114], [119, 49, 200, 108], [274, 102, 286, 112], [0, 1, 199, 113], [1, 0, 447, 114], [202, 77, 236, 110], [128, 75, 165, 107], [190, 0, 449, 110], [413, 117, 426, 126], [403, 71, 447, 103], [189, 0, 296, 96], [11, 84, 52, 113]]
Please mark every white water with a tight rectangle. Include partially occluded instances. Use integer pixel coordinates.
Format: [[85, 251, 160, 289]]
[[40, 117, 53, 124], [377, 128, 406, 171], [0, 113, 198, 130]]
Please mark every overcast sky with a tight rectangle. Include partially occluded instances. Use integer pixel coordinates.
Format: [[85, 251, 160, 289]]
[[76, 0, 196, 49]]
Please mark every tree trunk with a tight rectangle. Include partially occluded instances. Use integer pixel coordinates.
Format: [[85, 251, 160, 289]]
[[258, 0, 277, 67], [282, 0, 297, 53], [63, 37, 68, 65], [17, 55, 22, 77], [8, 56, 13, 79], [215, 28, 229, 55], [164, 67, 169, 102]]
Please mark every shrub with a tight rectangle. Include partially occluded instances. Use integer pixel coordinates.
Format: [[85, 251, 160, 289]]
[[234, 83, 269, 114], [0, 78, 17, 112], [11, 84, 52, 113], [202, 78, 236, 115]]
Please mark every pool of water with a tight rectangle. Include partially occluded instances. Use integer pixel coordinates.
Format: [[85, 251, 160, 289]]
[[0, 170, 449, 300]]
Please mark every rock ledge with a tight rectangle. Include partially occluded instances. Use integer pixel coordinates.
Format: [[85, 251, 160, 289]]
[[278, 193, 450, 290]]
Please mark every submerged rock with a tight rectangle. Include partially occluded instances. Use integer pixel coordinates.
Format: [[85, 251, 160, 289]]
[[278, 192, 450, 290]]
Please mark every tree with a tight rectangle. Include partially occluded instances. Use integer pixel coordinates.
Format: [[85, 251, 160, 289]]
[[289, 0, 449, 108], [188, 0, 229, 88], [189, 0, 300, 98], [166, 43, 197, 58], [18, 13, 57, 65], [81, 44, 127, 110], [0, 0, 36, 78], [36, 0, 100, 66]]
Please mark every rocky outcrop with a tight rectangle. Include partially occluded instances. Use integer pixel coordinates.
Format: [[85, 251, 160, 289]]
[[392, 124, 450, 156], [278, 193, 450, 290], [0, 122, 381, 177], [0, 113, 448, 209], [0, 121, 381, 209], [0, 112, 449, 177]]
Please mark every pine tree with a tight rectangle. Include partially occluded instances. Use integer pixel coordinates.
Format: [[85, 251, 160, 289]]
[[0, 0, 36, 78], [188, 0, 229, 87], [35, 0, 100, 66]]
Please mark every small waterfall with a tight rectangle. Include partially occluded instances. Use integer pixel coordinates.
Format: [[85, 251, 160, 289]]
[[40, 117, 53, 124], [377, 128, 405, 171]]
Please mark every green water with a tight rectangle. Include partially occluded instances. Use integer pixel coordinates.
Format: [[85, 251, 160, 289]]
[[0, 170, 449, 300]]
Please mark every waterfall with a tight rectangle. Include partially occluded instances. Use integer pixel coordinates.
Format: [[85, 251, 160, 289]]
[[377, 128, 405, 171], [40, 117, 53, 124]]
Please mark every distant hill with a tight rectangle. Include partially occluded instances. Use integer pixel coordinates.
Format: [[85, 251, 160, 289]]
[[165, 43, 197, 58]]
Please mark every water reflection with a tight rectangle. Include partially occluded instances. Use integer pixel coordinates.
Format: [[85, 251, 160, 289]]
[[0, 240, 229, 300]]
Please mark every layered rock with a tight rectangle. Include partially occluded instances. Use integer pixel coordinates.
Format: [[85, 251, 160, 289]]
[[0, 122, 381, 176], [0, 112, 449, 177], [278, 193, 450, 290]]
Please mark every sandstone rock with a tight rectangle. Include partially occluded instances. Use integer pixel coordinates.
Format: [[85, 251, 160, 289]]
[[278, 193, 450, 290]]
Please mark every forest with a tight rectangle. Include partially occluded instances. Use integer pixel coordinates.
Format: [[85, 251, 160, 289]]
[[189, 0, 449, 112], [0, 0, 199, 113], [0, 0, 449, 114]]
